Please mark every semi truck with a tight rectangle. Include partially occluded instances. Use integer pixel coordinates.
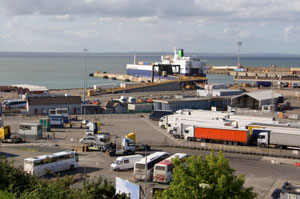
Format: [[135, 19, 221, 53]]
[[257, 128, 300, 149], [83, 133, 112, 152], [108, 133, 150, 156], [184, 125, 250, 145]]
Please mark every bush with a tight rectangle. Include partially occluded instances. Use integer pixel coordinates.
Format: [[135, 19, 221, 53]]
[[0, 158, 129, 199]]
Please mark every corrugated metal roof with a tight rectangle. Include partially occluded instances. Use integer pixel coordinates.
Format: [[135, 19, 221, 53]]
[[28, 96, 81, 105], [232, 90, 282, 101]]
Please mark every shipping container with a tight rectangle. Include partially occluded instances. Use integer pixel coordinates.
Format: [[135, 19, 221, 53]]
[[184, 126, 250, 144], [128, 103, 153, 113]]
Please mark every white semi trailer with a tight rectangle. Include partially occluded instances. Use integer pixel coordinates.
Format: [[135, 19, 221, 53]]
[[257, 127, 300, 149]]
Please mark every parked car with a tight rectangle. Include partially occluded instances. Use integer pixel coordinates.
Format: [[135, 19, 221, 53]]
[[80, 136, 96, 145]]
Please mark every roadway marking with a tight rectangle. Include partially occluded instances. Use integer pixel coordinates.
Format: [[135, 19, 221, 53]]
[[140, 118, 184, 146]]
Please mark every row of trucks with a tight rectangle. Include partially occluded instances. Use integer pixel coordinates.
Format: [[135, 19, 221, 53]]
[[80, 121, 150, 156], [159, 109, 300, 149]]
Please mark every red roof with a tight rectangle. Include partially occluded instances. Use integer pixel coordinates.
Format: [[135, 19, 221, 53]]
[[158, 159, 172, 166]]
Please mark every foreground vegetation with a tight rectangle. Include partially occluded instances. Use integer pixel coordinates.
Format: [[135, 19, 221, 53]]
[[0, 158, 129, 199], [154, 151, 257, 199]]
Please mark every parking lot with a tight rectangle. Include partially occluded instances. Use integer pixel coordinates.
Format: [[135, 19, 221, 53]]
[[1, 114, 300, 199]]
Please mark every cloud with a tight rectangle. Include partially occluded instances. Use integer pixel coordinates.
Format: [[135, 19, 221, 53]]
[[0, 0, 298, 24], [52, 14, 74, 21]]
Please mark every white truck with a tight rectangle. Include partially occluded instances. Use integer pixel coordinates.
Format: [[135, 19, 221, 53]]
[[159, 109, 229, 131], [172, 118, 225, 139], [257, 127, 300, 149], [108, 135, 150, 156], [83, 133, 112, 152], [110, 154, 143, 171]]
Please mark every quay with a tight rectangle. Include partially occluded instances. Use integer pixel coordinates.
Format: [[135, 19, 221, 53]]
[[207, 65, 300, 82], [92, 71, 207, 94], [93, 70, 170, 83]]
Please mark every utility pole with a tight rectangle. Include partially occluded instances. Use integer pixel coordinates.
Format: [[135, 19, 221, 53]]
[[237, 42, 242, 67], [83, 48, 89, 120]]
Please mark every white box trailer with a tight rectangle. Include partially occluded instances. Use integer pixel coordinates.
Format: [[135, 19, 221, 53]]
[[93, 83, 118, 91], [19, 123, 43, 140], [128, 103, 152, 113], [172, 117, 226, 138], [160, 110, 229, 132], [257, 126, 300, 148]]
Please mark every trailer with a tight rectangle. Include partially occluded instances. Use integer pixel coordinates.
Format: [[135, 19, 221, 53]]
[[257, 127, 300, 149], [172, 117, 225, 139], [184, 125, 250, 145]]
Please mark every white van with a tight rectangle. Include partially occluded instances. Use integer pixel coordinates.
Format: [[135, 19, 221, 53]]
[[111, 155, 143, 171]]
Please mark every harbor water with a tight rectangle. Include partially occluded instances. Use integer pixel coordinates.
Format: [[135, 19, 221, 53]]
[[0, 52, 299, 89]]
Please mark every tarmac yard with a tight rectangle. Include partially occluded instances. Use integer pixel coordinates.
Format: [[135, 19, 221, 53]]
[[1, 114, 300, 199]]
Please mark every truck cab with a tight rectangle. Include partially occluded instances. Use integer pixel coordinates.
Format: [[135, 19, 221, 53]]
[[183, 126, 195, 141], [158, 116, 167, 129], [86, 133, 111, 152], [257, 132, 269, 148]]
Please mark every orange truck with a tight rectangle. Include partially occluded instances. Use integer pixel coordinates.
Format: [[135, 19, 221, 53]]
[[184, 126, 250, 145]]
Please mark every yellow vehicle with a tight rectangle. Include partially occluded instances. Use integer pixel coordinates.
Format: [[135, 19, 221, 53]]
[[0, 126, 22, 143]]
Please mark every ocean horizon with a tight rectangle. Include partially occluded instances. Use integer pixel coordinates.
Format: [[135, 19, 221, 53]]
[[0, 52, 299, 90]]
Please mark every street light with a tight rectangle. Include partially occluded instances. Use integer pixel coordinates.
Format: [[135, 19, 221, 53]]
[[83, 48, 89, 120], [237, 42, 242, 67], [271, 64, 276, 119]]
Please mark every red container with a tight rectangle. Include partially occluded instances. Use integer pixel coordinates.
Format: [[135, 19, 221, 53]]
[[194, 127, 249, 143]]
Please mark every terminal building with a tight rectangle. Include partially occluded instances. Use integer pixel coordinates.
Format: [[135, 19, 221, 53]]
[[152, 97, 231, 112], [231, 90, 283, 109], [26, 96, 82, 116]]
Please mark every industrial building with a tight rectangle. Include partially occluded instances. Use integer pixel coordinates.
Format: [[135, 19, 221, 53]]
[[101, 100, 128, 114], [152, 97, 231, 112], [26, 96, 82, 116], [231, 90, 283, 109]]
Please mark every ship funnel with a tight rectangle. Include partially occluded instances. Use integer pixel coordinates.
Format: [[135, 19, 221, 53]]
[[178, 49, 184, 58]]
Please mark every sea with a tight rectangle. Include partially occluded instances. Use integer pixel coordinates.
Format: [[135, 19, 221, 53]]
[[0, 52, 299, 90]]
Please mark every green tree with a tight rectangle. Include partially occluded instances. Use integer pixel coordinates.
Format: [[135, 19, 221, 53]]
[[0, 158, 37, 196], [154, 151, 257, 199], [0, 158, 129, 199]]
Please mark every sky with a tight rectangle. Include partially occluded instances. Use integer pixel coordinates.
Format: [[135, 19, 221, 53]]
[[0, 0, 300, 54]]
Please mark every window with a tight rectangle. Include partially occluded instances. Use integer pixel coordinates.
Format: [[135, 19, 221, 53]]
[[20, 125, 31, 131], [155, 166, 166, 171], [124, 160, 129, 164]]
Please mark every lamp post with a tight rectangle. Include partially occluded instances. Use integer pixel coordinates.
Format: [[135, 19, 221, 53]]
[[237, 42, 242, 67], [271, 64, 276, 119], [83, 48, 89, 120]]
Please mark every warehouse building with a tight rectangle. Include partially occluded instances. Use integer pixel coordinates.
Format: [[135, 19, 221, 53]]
[[231, 90, 283, 109], [152, 97, 231, 112], [26, 96, 82, 116]]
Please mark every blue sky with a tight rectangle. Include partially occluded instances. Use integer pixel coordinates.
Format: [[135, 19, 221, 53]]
[[0, 0, 299, 54]]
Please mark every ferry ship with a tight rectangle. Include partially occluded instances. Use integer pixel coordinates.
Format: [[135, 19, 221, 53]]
[[126, 48, 207, 78]]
